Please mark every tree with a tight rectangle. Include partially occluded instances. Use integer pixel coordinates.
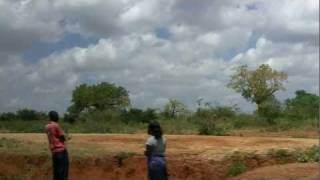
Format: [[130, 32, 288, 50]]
[[68, 82, 130, 116], [0, 112, 17, 121], [284, 90, 320, 120], [257, 95, 282, 124], [16, 108, 46, 121], [228, 64, 287, 115], [163, 99, 189, 118]]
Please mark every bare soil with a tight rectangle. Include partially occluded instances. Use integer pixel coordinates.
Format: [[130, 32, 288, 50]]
[[228, 163, 319, 180], [0, 133, 318, 180]]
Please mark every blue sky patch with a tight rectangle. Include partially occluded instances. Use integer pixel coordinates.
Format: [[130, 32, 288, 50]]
[[24, 33, 99, 62], [155, 27, 171, 40], [246, 3, 258, 11]]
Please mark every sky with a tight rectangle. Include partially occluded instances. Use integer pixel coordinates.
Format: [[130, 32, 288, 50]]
[[0, 0, 318, 114]]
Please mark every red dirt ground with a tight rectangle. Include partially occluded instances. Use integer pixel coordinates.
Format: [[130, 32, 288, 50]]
[[0, 133, 318, 180], [228, 163, 319, 180]]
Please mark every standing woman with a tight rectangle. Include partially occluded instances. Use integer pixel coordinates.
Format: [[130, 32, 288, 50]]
[[145, 121, 169, 180]]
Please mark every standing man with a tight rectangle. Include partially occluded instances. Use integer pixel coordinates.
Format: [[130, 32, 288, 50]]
[[45, 111, 69, 180]]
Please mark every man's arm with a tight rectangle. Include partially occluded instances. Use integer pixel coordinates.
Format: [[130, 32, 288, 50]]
[[56, 125, 66, 142], [59, 135, 66, 142]]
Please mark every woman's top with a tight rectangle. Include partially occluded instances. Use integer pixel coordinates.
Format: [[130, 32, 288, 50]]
[[146, 136, 166, 157]]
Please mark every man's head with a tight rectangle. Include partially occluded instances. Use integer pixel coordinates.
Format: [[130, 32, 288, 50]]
[[48, 111, 59, 122]]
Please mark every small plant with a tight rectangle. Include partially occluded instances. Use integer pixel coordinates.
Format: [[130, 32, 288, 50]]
[[227, 162, 247, 176], [296, 146, 320, 163], [267, 148, 293, 163], [115, 151, 135, 167], [268, 148, 290, 158]]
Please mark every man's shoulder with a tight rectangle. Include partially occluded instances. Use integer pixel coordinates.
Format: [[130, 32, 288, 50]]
[[45, 122, 59, 130]]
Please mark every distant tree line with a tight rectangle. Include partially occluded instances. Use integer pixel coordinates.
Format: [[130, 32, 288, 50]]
[[1, 64, 319, 127], [0, 109, 46, 121]]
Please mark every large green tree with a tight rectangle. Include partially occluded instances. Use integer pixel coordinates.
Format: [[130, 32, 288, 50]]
[[68, 82, 130, 115], [284, 90, 320, 119], [228, 64, 287, 115]]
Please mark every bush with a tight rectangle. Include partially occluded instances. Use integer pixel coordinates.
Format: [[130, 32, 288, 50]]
[[198, 119, 228, 136], [63, 113, 76, 123], [257, 96, 282, 124], [158, 117, 198, 134], [0, 109, 46, 121], [196, 106, 236, 120], [232, 114, 256, 129], [0, 120, 45, 133], [0, 112, 17, 121], [296, 146, 320, 163], [284, 90, 319, 120], [228, 162, 247, 176], [268, 148, 290, 158], [120, 108, 157, 123]]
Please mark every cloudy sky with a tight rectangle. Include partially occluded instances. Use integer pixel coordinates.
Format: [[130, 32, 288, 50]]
[[0, 0, 318, 113]]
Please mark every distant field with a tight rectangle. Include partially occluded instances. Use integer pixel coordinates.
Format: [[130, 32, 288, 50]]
[[0, 133, 318, 180]]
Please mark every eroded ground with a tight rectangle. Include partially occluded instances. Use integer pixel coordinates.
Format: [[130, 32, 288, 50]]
[[0, 133, 318, 180]]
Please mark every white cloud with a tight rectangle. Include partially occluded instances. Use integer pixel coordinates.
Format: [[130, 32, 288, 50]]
[[0, 0, 318, 113]]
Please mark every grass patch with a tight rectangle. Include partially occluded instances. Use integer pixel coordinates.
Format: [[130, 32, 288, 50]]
[[295, 145, 320, 163], [0, 137, 48, 156], [227, 162, 247, 176], [268, 148, 290, 158]]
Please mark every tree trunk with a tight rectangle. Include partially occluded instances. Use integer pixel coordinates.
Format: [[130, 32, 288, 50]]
[[256, 102, 262, 117]]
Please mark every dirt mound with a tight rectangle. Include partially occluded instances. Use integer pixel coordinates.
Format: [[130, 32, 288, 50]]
[[0, 134, 318, 180], [228, 163, 319, 180], [0, 154, 226, 180], [1, 153, 316, 180]]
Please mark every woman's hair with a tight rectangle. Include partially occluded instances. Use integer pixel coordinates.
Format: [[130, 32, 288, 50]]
[[48, 111, 59, 122], [148, 121, 163, 139]]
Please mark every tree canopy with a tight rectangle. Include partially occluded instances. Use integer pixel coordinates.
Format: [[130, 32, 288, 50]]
[[284, 90, 319, 119], [68, 82, 130, 115], [228, 64, 287, 115], [163, 99, 189, 118]]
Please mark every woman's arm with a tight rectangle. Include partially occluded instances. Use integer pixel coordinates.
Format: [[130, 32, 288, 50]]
[[144, 145, 152, 157]]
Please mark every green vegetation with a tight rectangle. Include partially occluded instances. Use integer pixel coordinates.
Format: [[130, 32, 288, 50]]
[[0, 64, 318, 134], [0, 137, 47, 156], [225, 146, 320, 177], [227, 162, 248, 176], [66, 82, 130, 122], [228, 64, 287, 116], [267, 146, 320, 163], [295, 145, 320, 163], [0, 109, 46, 121]]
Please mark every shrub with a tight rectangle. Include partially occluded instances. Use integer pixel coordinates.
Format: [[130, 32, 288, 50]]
[[120, 108, 157, 123], [0, 112, 17, 121], [268, 149, 290, 158], [227, 162, 247, 176], [296, 146, 320, 163], [198, 119, 228, 136], [16, 109, 46, 121], [256, 96, 283, 124]]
